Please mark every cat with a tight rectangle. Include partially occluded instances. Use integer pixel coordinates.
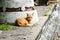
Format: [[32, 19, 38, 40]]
[[15, 13, 34, 27]]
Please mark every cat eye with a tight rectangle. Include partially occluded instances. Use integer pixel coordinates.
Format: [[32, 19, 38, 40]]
[[27, 17, 32, 18]]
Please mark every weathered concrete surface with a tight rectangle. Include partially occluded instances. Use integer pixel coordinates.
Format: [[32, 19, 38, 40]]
[[39, 11, 58, 40], [55, 3, 60, 40]]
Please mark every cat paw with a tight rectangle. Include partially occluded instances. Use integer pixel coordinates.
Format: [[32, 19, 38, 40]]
[[27, 24, 33, 26]]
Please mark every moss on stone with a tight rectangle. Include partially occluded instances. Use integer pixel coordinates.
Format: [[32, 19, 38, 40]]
[[0, 24, 12, 30], [42, 13, 48, 16]]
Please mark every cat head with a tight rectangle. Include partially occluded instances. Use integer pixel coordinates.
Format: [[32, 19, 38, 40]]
[[26, 13, 34, 21]]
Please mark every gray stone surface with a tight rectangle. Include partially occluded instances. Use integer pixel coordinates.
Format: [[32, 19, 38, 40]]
[[0, 0, 34, 7], [55, 3, 60, 40], [39, 4, 59, 40], [39, 14, 57, 40]]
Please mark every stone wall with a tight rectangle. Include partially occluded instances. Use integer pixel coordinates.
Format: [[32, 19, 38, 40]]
[[39, 3, 60, 40], [0, 0, 34, 7], [39, 10, 58, 40]]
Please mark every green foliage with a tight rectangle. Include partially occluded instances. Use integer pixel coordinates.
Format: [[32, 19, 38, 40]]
[[0, 24, 12, 30], [42, 8, 51, 16], [50, 2, 56, 4], [42, 13, 48, 16]]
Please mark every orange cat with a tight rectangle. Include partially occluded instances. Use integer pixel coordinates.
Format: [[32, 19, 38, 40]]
[[16, 13, 34, 27]]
